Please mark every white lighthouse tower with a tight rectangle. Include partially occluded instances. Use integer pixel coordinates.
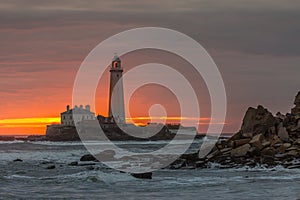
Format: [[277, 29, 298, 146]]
[[108, 54, 125, 123]]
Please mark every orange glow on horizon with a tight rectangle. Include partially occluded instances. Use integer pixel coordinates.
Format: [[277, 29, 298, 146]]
[[0, 116, 226, 135], [0, 117, 60, 135]]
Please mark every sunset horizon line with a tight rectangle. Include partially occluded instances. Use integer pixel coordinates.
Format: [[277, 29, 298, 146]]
[[0, 116, 227, 135]]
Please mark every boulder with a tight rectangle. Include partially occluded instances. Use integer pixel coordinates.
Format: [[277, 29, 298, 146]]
[[278, 123, 290, 142], [276, 144, 287, 153], [206, 150, 220, 160], [287, 150, 298, 157], [249, 133, 264, 150], [271, 135, 282, 146], [96, 150, 116, 161], [131, 172, 152, 179], [240, 105, 275, 135], [248, 146, 260, 156], [242, 132, 253, 138], [283, 143, 292, 148], [261, 147, 276, 157], [46, 165, 56, 169], [13, 159, 23, 162], [232, 138, 251, 148], [231, 144, 251, 157], [80, 154, 97, 162], [262, 141, 271, 148]]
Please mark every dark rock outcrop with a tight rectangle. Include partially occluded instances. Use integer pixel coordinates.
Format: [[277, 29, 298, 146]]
[[46, 165, 56, 169], [168, 91, 300, 169], [13, 159, 23, 162], [0, 136, 15, 141], [80, 154, 98, 162], [131, 172, 152, 179]]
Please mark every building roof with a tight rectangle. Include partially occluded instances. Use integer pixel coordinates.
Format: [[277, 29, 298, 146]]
[[61, 108, 95, 115]]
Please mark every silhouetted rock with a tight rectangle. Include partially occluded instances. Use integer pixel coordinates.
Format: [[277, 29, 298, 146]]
[[46, 165, 55, 169], [171, 91, 300, 169], [131, 172, 152, 179], [26, 135, 45, 141], [68, 161, 78, 166], [80, 154, 97, 162], [230, 144, 251, 157], [13, 159, 23, 162], [240, 105, 275, 136], [0, 136, 15, 141]]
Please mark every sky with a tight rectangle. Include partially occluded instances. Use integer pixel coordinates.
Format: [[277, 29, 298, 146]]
[[0, 0, 299, 135]]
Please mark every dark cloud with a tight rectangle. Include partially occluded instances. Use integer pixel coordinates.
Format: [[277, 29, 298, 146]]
[[0, 1, 299, 56]]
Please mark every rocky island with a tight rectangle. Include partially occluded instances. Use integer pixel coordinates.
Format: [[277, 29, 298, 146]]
[[170, 91, 300, 169]]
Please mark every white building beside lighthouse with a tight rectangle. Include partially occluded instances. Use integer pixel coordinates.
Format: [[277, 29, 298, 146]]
[[108, 54, 125, 123], [60, 105, 95, 126]]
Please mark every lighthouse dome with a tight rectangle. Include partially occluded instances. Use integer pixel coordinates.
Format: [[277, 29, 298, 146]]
[[112, 54, 121, 62]]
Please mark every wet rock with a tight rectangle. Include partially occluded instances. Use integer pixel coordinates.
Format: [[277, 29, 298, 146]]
[[248, 146, 260, 156], [131, 172, 152, 179], [80, 154, 97, 162], [195, 160, 207, 168], [96, 150, 116, 161], [287, 164, 300, 169], [231, 144, 251, 157], [68, 161, 78, 166], [77, 162, 96, 166], [46, 165, 56, 169], [193, 91, 300, 169], [13, 159, 23, 162], [220, 147, 232, 153], [169, 158, 186, 169], [206, 150, 220, 160], [180, 152, 199, 162], [275, 153, 287, 159], [86, 166, 95, 170]]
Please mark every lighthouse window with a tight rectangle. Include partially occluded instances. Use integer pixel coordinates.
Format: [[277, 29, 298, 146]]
[[114, 62, 118, 68]]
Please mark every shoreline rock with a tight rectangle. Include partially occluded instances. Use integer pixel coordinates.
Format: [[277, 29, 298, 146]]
[[169, 91, 300, 169]]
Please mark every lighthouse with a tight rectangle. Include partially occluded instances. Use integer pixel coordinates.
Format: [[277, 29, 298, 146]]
[[108, 54, 125, 123]]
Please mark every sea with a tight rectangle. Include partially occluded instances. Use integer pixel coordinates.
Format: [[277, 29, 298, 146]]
[[0, 138, 300, 199]]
